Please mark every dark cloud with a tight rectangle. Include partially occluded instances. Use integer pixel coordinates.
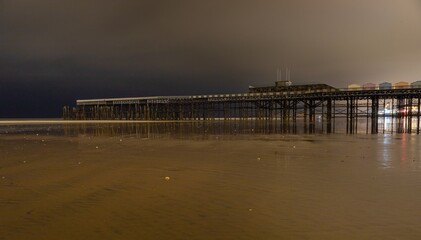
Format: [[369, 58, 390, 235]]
[[1, 0, 421, 117]]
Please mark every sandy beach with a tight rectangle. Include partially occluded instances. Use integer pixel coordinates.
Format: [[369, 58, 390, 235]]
[[1, 122, 421, 239]]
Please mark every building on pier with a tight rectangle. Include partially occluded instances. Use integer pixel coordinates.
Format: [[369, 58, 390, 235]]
[[394, 81, 409, 88], [363, 83, 376, 90], [379, 82, 392, 89], [411, 81, 421, 88], [347, 84, 361, 90], [248, 81, 338, 93]]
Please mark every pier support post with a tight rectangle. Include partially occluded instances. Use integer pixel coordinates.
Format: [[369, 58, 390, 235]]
[[371, 97, 379, 134], [326, 99, 332, 133]]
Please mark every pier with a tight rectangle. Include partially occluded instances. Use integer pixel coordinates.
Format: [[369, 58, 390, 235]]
[[63, 85, 421, 134]]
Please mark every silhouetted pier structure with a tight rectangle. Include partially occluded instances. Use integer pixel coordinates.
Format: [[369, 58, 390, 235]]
[[63, 85, 421, 134]]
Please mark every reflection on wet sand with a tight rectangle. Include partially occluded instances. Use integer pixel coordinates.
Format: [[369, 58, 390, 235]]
[[1, 122, 421, 239], [61, 117, 421, 138]]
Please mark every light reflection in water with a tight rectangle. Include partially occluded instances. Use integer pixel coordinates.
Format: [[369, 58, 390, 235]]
[[378, 134, 420, 170], [0, 117, 420, 138], [380, 135, 392, 169], [400, 134, 407, 164]]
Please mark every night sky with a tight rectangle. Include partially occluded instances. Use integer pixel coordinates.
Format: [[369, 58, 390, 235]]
[[1, 0, 421, 118]]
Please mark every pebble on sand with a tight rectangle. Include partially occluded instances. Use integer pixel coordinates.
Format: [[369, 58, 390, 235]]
[[95, 146, 99, 149], [257, 157, 261, 161], [164, 176, 171, 181]]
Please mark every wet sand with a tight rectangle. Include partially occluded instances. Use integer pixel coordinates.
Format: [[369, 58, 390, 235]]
[[1, 123, 421, 239]]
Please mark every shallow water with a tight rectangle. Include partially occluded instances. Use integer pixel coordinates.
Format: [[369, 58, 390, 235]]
[[1, 122, 421, 239]]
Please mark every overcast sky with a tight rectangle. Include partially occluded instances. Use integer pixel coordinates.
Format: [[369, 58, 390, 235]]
[[1, 0, 421, 117]]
